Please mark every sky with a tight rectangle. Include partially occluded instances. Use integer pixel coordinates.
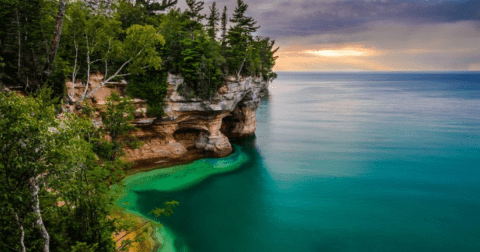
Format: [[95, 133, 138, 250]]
[[178, 0, 480, 72]]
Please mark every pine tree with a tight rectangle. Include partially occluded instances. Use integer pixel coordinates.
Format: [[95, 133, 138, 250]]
[[221, 6, 227, 46], [185, 0, 206, 22], [226, 0, 260, 77], [229, 0, 259, 38], [136, 0, 178, 15], [206, 2, 220, 40]]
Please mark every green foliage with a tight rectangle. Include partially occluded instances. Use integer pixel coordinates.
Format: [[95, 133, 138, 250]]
[[221, 6, 228, 46], [179, 31, 225, 99], [0, 88, 61, 251], [185, 0, 206, 21], [100, 91, 140, 161], [126, 70, 168, 118], [207, 2, 220, 40], [0, 2, 281, 250], [158, 8, 190, 74], [1, 0, 277, 102], [102, 92, 136, 140], [115, 0, 148, 30], [0, 88, 117, 251], [58, 1, 165, 103], [81, 101, 96, 117], [136, 0, 178, 16], [226, 0, 260, 77], [124, 24, 164, 74], [0, 0, 56, 91], [0, 88, 146, 251]]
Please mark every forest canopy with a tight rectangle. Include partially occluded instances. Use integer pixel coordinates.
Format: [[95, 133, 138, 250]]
[[0, 0, 278, 106]]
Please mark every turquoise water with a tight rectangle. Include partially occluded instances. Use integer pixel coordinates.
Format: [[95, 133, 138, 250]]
[[124, 72, 480, 252]]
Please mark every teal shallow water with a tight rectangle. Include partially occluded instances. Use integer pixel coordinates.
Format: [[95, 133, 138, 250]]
[[121, 72, 480, 252]]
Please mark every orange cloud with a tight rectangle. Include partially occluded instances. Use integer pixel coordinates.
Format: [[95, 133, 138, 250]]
[[271, 21, 480, 72], [304, 47, 380, 57], [273, 44, 391, 72]]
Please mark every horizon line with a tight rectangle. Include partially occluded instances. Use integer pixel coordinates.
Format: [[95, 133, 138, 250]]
[[274, 70, 480, 73]]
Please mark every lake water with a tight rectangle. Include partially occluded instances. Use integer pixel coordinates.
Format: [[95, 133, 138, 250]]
[[122, 72, 480, 252]]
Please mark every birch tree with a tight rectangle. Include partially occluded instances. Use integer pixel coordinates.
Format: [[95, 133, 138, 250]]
[[0, 89, 80, 252], [63, 2, 164, 103]]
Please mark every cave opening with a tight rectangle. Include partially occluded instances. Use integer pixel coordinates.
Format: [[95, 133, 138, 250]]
[[220, 115, 237, 136], [173, 128, 209, 150]]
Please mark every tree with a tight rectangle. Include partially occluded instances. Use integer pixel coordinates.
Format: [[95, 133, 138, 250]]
[[0, 88, 91, 252], [156, 8, 189, 74], [206, 2, 220, 40], [226, 0, 260, 77], [185, 0, 206, 22], [126, 69, 168, 117], [0, 87, 151, 251], [62, 1, 164, 102], [100, 91, 137, 160], [44, 0, 67, 78], [179, 30, 225, 99], [136, 0, 178, 15], [253, 36, 279, 81], [0, 0, 58, 92], [220, 6, 227, 46]]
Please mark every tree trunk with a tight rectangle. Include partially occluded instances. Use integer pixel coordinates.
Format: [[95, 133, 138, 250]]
[[14, 212, 26, 252], [29, 178, 50, 252], [44, 0, 67, 77], [16, 8, 21, 76]]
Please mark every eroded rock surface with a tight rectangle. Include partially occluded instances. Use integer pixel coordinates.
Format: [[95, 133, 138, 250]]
[[125, 74, 268, 169], [66, 73, 268, 169]]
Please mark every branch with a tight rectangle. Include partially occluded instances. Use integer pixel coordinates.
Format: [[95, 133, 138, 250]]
[[79, 44, 148, 102], [80, 57, 133, 101]]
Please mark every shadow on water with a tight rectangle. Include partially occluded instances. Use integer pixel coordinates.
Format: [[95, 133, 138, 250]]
[[132, 135, 276, 251]]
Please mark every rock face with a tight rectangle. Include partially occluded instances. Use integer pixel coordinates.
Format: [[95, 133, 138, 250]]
[[124, 74, 268, 169]]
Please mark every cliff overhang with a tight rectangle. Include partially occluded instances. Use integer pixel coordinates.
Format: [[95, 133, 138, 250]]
[[75, 74, 269, 170]]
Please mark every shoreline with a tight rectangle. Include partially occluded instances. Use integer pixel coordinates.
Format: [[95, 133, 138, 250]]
[[117, 145, 249, 252]]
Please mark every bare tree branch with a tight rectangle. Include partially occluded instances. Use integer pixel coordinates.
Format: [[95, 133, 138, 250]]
[[79, 44, 148, 102]]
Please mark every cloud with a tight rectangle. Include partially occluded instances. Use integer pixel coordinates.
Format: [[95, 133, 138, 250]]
[[249, 0, 479, 38], [175, 0, 480, 71], [273, 20, 480, 71]]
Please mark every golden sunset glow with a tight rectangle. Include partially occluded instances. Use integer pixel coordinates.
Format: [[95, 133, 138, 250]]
[[305, 47, 380, 58], [306, 49, 367, 57], [273, 45, 395, 72]]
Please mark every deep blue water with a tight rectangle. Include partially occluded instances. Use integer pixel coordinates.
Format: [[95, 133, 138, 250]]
[[133, 72, 480, 252]]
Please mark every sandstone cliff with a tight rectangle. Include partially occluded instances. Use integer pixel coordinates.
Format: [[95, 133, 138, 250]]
[[125, 74, 268, 169], [66, 73, 269, 170]]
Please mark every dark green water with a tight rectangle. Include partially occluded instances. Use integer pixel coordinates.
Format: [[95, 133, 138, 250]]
[[123, 72, 480, 252]]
